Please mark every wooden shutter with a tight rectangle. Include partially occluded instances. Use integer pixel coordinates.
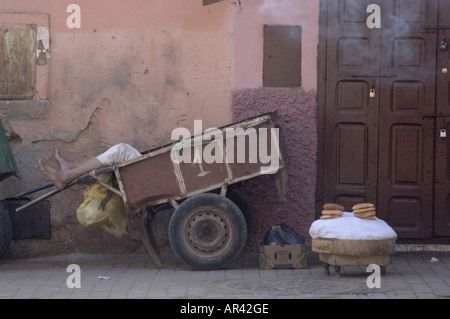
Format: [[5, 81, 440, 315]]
[[0, 25, 36, 100]]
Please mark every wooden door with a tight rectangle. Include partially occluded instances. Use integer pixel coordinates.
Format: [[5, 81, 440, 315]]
[[321, 0, 439, 238], [323, 0, 381, 210], [377, 0, 437, 238], [434, 1, 450, 236]]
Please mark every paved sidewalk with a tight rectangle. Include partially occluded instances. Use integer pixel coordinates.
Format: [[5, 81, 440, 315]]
[[0, 250, 449, 299]]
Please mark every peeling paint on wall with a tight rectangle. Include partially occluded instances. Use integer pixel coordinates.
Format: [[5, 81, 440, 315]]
[[36, 26, 50, 65]]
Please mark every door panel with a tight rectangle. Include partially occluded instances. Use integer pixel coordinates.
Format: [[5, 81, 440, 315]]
[[322, 0, 438, 238], [377, 0, 437, 238], [434, 1, 450, 236], [323, 0, 380, 211], [336, 124, 367, 185]]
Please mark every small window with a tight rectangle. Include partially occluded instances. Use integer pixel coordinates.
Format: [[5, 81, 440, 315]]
[[0, 25, 36, 100], [263, 25, 302, 88]]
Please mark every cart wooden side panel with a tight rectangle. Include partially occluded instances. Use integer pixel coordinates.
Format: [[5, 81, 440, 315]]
[[115, 113, 286, 210], [116, 150, 180, 209]]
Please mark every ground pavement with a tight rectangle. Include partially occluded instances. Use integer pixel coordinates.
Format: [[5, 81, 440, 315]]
[[0, 250, 449, 300]]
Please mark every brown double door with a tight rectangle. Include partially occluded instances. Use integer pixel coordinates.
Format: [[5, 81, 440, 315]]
[[321, 0, 450, 238]]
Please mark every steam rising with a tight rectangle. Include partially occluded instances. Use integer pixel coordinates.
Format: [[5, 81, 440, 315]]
[[258, 0, 303, 20]]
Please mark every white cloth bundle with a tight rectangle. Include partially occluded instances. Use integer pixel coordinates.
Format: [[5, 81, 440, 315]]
[[96, 143, 141, 166], [309, 212, 397, 240]]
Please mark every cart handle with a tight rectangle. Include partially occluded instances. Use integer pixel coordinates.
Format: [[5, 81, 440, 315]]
[[14, 166, 114, 213], [15, 180, 77, 213], [15, 181, 54, 198]]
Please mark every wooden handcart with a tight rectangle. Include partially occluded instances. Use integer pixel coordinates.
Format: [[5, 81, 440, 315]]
[[11, 113, 288, 270]]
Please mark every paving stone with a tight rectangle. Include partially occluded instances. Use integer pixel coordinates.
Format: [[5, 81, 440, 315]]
[[0, 251, 449, 299]]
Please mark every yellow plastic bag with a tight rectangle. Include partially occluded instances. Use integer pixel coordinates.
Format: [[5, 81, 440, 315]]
[[76, 172, 128, 237]]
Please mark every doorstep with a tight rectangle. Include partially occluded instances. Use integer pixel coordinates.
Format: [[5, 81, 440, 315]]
[[395, 243, 450, 252]]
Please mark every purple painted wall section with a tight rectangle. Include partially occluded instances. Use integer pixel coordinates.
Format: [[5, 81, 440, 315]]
[[232, 87, 317, 246]]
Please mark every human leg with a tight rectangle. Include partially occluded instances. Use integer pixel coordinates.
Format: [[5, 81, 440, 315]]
[[39, 143, 141, 189], [39, 156, 104, 189], [55, 149, 77, 171]]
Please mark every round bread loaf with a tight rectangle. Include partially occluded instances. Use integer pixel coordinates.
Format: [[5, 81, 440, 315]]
[[353, 206, 377, 213], [354, 210, 376, 218], [352, 203, 375, 210], [320, 214, 339, 220], [321, 210, 343, 216], [323, 203, 345, 211]]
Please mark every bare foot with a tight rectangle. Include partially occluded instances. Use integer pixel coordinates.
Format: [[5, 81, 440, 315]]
[[39, 159, 69, 189], [55, 149, 76, 171]]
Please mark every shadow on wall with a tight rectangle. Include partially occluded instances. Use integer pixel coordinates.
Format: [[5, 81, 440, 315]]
[[232, 87, 317, 249]]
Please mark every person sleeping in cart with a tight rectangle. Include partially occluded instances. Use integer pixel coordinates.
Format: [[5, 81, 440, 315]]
[[39, 143, 140, 189]]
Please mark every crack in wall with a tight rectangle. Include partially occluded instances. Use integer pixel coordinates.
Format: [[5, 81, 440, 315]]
[[31, 106, 103, 146]]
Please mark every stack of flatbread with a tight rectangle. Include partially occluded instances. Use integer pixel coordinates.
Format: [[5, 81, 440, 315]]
[[320, 203, 344, 220], [352, 203, 376, 220]]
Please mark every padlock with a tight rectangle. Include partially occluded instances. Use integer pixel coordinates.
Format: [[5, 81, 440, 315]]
[[369, 88, 375, 98], [440, 129, 447, 138], [440, 39, 448, 51]]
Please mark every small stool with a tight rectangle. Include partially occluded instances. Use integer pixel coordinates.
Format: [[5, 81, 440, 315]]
[[312, 237, 396, 277]]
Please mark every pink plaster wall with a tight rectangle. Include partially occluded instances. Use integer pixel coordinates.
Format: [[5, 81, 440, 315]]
[[234, 0, 319, 91], [0, 0, 237, 257], [0, 0, 320, 258]]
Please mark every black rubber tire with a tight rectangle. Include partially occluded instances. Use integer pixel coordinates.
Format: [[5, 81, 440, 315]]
[[169, 193, 247, 270], [227, 188, 254, 242], [0, 203, 12, 260]]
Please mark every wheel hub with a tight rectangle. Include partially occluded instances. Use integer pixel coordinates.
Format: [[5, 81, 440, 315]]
[[185, 209, 231, 255]]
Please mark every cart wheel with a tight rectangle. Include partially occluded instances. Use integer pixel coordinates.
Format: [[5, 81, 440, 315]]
[[0, 203, 12, 260], [169, 193, 247, 270], [227, 188, 254, 242]]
